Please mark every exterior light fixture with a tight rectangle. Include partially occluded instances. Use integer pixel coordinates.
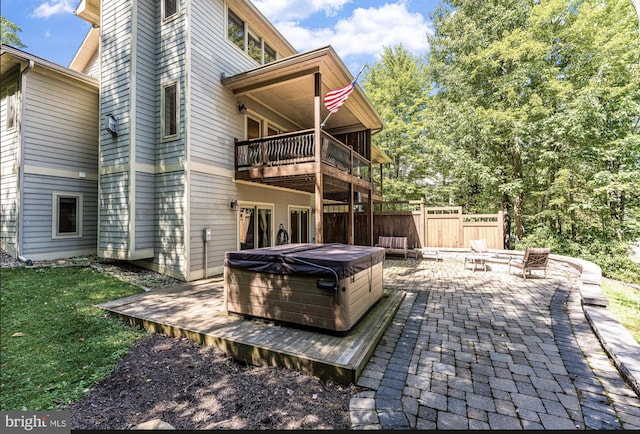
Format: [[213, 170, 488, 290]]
[[230, 199, 239, 210], [238, 103, 247, 114], [106, 114, 118, 136]]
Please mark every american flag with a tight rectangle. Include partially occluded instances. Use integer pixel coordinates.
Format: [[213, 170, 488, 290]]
[[324, 81, 355, 114]]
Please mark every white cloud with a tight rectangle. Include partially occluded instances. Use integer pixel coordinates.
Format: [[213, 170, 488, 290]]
[[253, 0, 352, 21], [32, 0, 75, 19], [271, 2, 431, 63]]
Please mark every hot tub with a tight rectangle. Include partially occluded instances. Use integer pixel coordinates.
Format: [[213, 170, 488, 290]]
[[224, 243, 385, 332]]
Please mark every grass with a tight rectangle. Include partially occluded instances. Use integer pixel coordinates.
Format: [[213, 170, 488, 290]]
[[0, 266, 148, 411], [601, 279, 640, 345]]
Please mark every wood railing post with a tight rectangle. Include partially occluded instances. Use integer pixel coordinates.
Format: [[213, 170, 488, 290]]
[[314, 72, 323, 244]]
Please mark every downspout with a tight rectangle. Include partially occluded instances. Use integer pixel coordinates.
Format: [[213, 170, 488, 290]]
[[17, 59, 35, 265]]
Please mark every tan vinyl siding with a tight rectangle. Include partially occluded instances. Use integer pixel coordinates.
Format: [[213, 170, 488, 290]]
[[21, 174, 97, 259], [86, 54, 100, 79]]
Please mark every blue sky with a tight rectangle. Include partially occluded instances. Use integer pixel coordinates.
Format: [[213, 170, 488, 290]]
[[1, 0, 441, 75]]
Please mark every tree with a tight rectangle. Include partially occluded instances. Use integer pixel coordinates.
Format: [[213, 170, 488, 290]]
[[425, 0, 640, 244], [1, 16, 26, 48], [362, 45, 431, 201]]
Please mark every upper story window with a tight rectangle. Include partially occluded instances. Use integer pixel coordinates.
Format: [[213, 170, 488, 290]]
[[161, 81, 180, 141], [247, 116, 261, 140], [6, 84, 17, 131], [163, 0, 178, 21], [226, 7, 278, 65], [264, 43, 276, 64]]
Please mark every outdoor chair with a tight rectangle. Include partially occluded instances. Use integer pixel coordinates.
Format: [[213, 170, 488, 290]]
[[464, 239, 497, 271], [509, 247, 550, 279]]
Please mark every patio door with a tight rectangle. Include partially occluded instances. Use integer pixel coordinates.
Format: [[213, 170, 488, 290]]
[[289, 207, 310, 243], [239, 204, 273, 250]]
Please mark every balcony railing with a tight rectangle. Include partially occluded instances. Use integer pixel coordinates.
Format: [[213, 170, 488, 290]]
[[235, 129, 372, 182]]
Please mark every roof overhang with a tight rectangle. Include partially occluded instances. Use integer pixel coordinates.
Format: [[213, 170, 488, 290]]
[[222, 46, 385, 135], [69, 26, 99, 73], [75, 0, 100, 26], [0, 45, 99, 88]]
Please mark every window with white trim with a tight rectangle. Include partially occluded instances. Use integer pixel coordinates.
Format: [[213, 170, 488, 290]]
[[161, 81, 179, 141], [6, 84, 17, 131], [162, 0, 178, 21], [289, 207, 310, 243], [52, 193, 83, 238], [226, 6, 278, 65], [238, 204, 273, 250], [246, 116, 283, 140]]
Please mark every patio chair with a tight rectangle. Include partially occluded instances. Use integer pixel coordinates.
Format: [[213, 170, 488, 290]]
[[509, 247, 550, 279], [464, 239, 497, 271]]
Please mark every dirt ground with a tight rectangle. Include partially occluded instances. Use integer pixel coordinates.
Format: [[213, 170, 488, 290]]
[[1, 252, 356, 430], [68, 334, 355, 430]]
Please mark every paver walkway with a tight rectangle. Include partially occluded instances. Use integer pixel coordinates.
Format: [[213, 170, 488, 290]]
[[350, 258, 640, 430]]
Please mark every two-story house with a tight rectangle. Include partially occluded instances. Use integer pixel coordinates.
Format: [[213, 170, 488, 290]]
[[0, 46, 99, 262], [1, 0, 389, 281]]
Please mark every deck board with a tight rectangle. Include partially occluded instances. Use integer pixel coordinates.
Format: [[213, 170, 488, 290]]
[[97, 278, 405, 385]]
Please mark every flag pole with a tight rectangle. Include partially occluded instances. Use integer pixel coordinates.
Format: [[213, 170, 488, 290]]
[[321, 64, 368, 129]]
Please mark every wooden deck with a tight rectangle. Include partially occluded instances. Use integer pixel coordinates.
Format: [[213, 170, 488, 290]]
[[97, 277, 405, 385]]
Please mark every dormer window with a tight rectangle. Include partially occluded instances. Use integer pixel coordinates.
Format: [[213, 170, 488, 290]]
[[226, 7, 278, 65]]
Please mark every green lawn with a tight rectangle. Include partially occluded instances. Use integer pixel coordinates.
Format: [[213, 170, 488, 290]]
[[601, 280, 640, 345], [0, 266, 147, 410]]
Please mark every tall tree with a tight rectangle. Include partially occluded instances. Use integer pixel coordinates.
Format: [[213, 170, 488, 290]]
[[362, 45, 431, 201], [425, 0, 639, 243], [0, 17, 26, 48]]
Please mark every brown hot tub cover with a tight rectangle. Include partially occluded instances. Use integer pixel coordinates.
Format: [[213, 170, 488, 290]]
[[224, 243, 385, 280]]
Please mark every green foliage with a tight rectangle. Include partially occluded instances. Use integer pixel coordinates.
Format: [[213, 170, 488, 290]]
[[517, 227, 640, 284], [413, 0, 640, 275], [0, 267, 147, 410], [363, 45, 431, 200], [1, 16, 26, 48], [601, 280, 640, 345]]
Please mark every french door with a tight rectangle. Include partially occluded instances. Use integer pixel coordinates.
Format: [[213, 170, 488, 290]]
[[239, 204, 273, 250]]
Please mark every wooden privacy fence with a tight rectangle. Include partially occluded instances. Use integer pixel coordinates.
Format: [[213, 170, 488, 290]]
[[373, 202, 504, 250]]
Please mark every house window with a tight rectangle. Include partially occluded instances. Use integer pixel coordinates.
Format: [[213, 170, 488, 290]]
[[163, 0, 178, 21], [247, 116, 261, 139], [226, 7, 277, 65], [238, 204, 273, 250], [227, 9, 245, 51], [267, 124, 279, 137], [264, 43, 276, 64], [52, 193, 83, 238], [289, 207, 310, 243], [248, 32, 262, 63], [161, 81, 179, 140], [6, 84, 17, 131]]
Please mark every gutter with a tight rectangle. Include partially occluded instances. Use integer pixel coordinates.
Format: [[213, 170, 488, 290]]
[[17, 59, 35, 264]]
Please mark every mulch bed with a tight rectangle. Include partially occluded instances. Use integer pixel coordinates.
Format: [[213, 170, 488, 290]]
[[68, 334, 354, 430]]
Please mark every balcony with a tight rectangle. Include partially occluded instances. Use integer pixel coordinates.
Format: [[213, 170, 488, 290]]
[[234, 129, 380, 198]]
